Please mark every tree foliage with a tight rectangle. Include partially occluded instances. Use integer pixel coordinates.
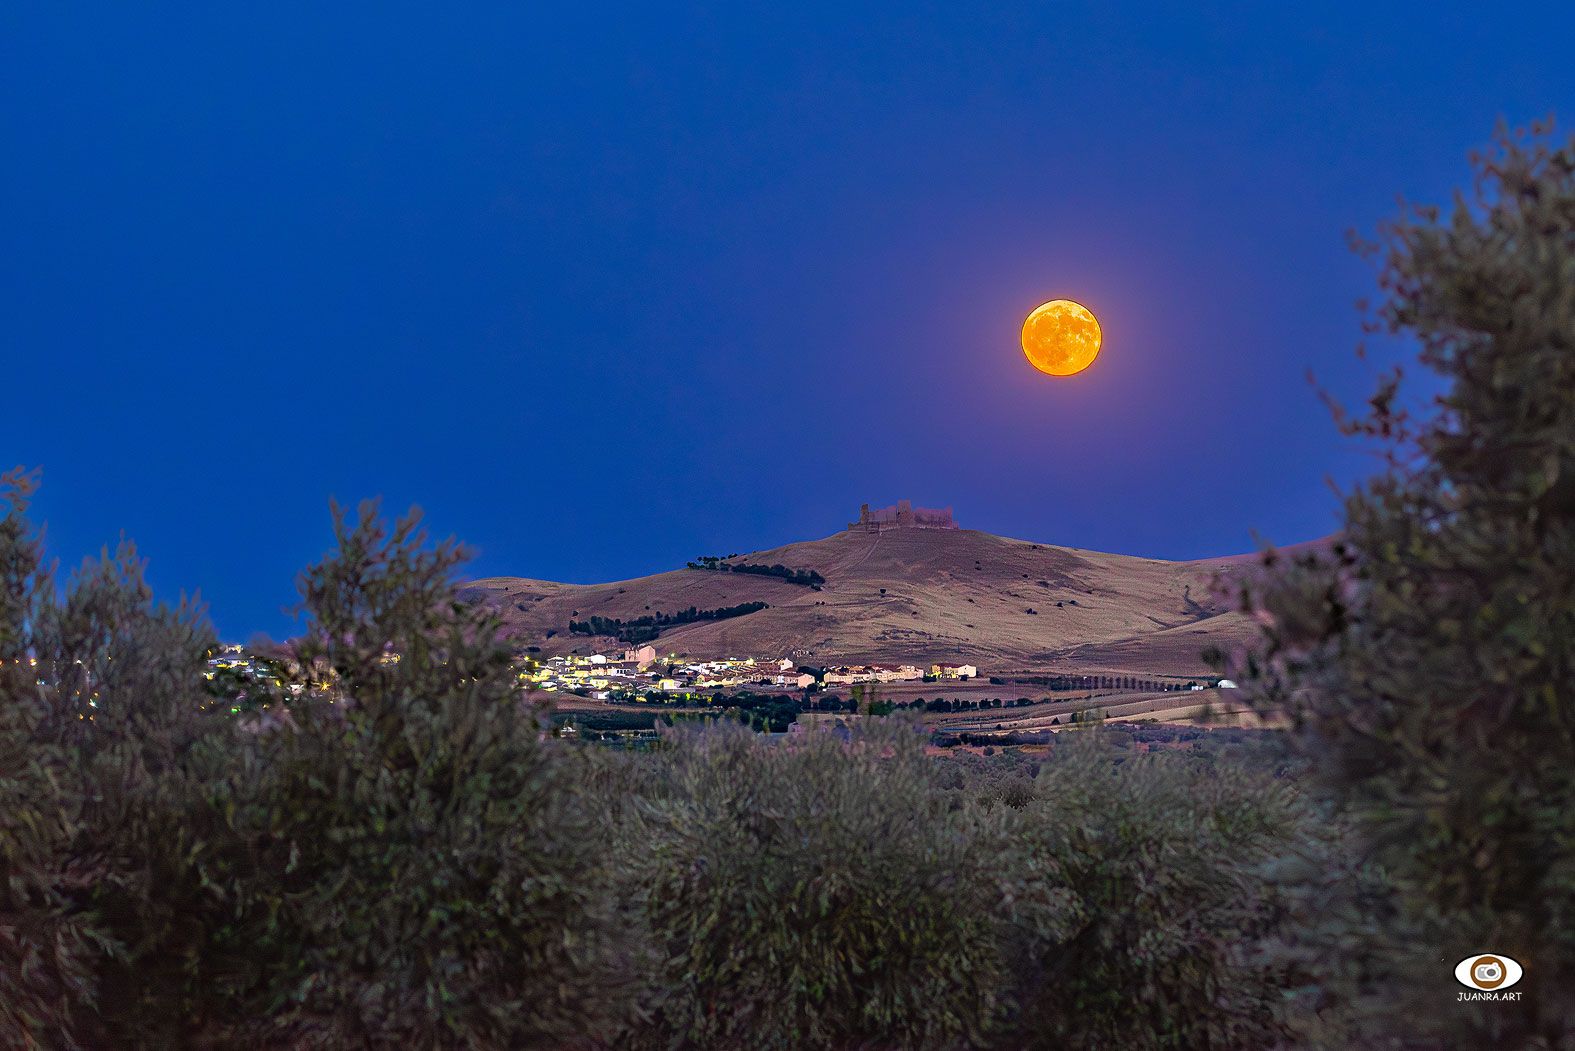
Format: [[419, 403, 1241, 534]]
[[0, 492, 640, 1048], [613, 720, 1038, 1050], [0, 468, 102, 1048], [1005, 737, 1305, 1050], [210, 502, 641, 1047], [1222, 124, 1575, 1044]]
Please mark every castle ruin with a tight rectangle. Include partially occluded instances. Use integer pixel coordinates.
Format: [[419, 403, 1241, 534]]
[[847, 499, 958, 533]]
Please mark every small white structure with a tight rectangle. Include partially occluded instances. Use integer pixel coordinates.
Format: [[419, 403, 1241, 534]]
[[931, 663, 978, 680]]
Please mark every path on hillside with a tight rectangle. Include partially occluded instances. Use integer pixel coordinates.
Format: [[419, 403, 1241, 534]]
[[840, 533, 883, 576]]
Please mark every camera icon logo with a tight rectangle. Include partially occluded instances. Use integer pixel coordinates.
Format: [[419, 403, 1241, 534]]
[[1472, 957, 1504, 987], [1453, 953, 1523, 991]]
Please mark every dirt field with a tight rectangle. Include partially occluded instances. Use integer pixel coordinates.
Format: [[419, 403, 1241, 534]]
[[542, 686, 1278, 734], [925, 688, 1276, 733]]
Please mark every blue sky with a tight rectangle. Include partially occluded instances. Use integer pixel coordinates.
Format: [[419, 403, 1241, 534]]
[[4, 2, 1572, 638]]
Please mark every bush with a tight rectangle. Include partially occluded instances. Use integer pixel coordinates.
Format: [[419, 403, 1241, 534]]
[[1001, 736, 1304, 1049], [615, 720, 1059, 1050]]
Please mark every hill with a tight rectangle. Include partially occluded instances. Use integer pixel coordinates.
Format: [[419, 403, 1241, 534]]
[[465, 526, 1287, 677]]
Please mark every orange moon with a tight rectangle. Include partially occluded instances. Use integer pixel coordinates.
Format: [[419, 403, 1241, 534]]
[[1021, 299, 1102, 376]]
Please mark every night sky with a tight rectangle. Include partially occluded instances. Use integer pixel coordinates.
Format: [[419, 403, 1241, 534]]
[[5, 3, 1572, 639]]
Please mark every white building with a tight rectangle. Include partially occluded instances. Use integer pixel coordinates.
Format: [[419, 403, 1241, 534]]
[[930, 663, 978, 680]]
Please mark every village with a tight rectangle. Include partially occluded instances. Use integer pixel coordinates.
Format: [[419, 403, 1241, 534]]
[[198, 641, 979, 704], [522, 644, 979, 700], [198, 641, 1236, 742]]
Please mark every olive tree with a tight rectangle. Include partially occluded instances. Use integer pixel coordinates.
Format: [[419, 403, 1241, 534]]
[[0, 469, 100, 1048], [616, 719, 1062, 1050], [1223, 125, 1575, 1045], [209, 502, 641, 1048]]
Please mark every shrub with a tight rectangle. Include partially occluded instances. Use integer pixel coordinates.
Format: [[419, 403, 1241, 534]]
[[616, 720, 1065, 1050], [1000, 735, 1305, 1049]]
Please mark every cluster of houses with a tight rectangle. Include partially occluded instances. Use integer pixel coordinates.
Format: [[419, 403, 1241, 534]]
[[200, 641, 982, 707], [204, 645, 304, 697], [823, 662, 978, 685], [524, 645, 979, 700], [203, 644, 403, 709], [522, 647, 807, 697]]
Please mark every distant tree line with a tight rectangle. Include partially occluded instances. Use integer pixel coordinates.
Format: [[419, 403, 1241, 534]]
[[568, 601, 769, 643], [918, 696, 1031, 712], [602, 691, 1050, 725], [687, 556, 825, 588], [608, 689, 860, 724], [716, 690, 803, 732], [990, 674, 1199, 692], [934, 730, 1052, 748]]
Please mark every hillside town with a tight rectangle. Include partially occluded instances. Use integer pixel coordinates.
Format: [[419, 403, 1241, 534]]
[[200, 640, 981, 709], [521, 644, 979, 700]]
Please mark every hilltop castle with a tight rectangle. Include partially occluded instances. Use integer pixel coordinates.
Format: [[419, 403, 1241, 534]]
[[847, 500, 958, 534]]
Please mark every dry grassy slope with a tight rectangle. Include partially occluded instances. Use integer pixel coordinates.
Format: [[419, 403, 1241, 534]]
[[466, 527, 1272, 676]]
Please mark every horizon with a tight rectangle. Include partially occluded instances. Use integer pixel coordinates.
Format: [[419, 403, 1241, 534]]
[[6, 2, 1572, 639]]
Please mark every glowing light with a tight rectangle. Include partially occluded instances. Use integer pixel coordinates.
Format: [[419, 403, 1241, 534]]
[[1021, 299, 1102, 377]]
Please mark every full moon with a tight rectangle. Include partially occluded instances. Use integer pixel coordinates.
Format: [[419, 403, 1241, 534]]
[[1021, 299, 1102, 376]]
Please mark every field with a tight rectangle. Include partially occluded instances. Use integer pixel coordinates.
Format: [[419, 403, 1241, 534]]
[[546, 681, 1272, 737]]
